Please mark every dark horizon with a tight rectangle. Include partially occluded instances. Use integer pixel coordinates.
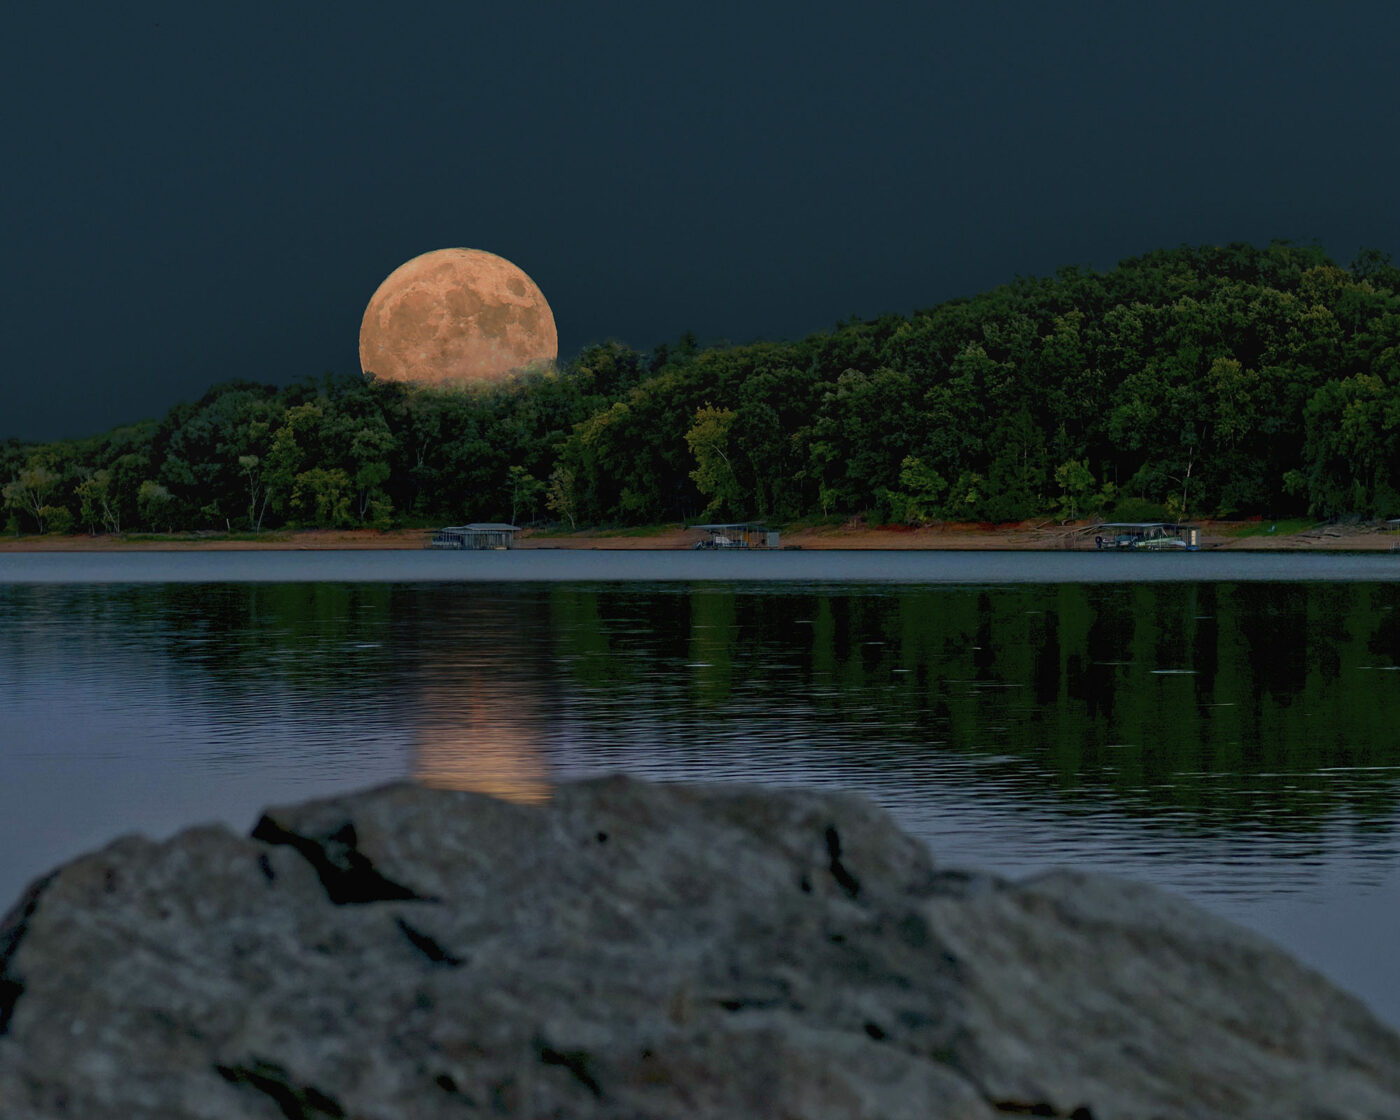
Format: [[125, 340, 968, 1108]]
[[5, 2, 1399, 443]]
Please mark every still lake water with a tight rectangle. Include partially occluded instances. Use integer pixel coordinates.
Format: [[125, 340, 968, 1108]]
[[2, 550, 1399, 1027]]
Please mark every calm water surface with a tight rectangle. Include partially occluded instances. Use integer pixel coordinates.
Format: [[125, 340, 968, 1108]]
[[2, 550, 1398, 1027]]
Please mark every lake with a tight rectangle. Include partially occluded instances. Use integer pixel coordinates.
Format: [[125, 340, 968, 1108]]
[[2, 549, 1398, 1028]]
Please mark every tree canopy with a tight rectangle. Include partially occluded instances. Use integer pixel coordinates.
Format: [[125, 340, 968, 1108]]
[[8, 241, 1400, 535]]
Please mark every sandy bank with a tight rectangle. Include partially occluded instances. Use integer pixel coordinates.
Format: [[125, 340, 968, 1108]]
[[2, 520, 1398, 552]]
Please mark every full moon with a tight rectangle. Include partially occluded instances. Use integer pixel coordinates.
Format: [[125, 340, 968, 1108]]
[[359, 248, 558, 388]]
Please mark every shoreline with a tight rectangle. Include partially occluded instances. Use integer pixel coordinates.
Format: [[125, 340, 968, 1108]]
[[2, 520, 1398, 552]]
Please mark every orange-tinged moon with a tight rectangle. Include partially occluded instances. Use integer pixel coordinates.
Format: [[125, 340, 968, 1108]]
[[359, 248, 558, 388]]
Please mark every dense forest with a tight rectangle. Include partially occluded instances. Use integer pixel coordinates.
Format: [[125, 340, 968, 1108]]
[[6, 241, 1400, 535]]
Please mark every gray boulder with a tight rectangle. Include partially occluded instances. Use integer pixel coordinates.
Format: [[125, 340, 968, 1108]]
[[0, 777, 1396, 1119]]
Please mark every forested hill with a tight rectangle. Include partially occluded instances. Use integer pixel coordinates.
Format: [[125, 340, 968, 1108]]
[[7, 241, 1400, 535]]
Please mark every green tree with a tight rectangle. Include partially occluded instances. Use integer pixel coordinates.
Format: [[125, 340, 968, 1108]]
[[76, 469, 121, 533], [3, 461, 61, 533], [1054, 459, 1098, 522], [546, 465, 579, 528], [982, 407, 1047, 521], [685, 405, 742, 517], [1298, 374, 1400, 517], [809, 367, 923, 514], [151, 382, 282, 529], [39, 505, 75, 535], [886, 456, 947, 525], [238, 454, 271, 531], [137, 480, 175, 532], [290, 467, 353, 527], [264, 403, 323, 521], [506, 465, 544, 526]]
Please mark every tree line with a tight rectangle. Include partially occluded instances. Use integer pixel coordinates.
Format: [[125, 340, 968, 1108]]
[[7, 240, 1400, 536]]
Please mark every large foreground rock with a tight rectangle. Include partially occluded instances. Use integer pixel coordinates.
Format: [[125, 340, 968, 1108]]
[[1, 778, 1397, 1119]]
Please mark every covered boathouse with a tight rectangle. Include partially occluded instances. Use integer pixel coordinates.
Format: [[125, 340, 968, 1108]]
[[429, 523, 520, 550], [689, 522, 780, 549]]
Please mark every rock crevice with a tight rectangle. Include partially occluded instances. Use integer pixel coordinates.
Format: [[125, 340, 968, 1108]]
[[250, 815, 427, 906], [0, 872, 52, 1036], [214, 1060, 346, 1120]]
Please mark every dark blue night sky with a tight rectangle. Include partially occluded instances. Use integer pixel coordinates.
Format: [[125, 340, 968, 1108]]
[[5, 1, 1399, 440]]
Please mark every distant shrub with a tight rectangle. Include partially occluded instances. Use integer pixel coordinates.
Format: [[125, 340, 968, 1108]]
[[1110, 497, 1171, 522], [39, 505, 75, 535]]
